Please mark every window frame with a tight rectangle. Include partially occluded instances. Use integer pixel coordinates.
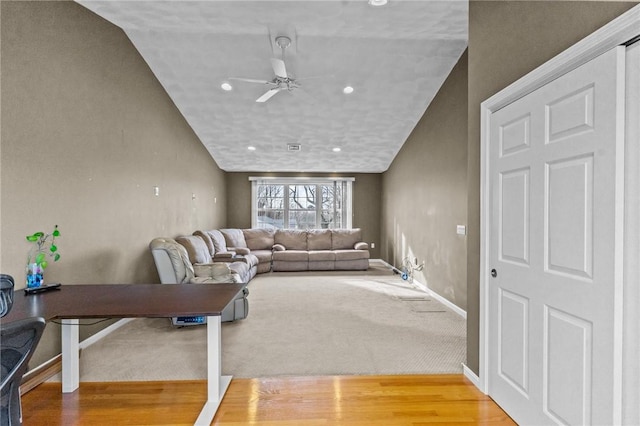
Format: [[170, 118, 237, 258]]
[[249, 177, 354, 229]]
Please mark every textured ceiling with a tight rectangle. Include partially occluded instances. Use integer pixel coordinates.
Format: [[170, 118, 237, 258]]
[[76, 1, 468, 173]]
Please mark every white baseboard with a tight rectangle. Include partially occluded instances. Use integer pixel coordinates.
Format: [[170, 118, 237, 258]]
[[26, 318, 135, 387], [376, 259, 467, 319], [462, 363, 483, 392], [79, 318, 134, 350]]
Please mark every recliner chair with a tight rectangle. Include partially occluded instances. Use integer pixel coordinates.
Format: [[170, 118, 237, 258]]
[[1, 317, 46, 426], [149, 238, 249, 324]]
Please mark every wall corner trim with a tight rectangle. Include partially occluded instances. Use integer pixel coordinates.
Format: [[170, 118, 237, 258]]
[[462, 363, 484, 393]]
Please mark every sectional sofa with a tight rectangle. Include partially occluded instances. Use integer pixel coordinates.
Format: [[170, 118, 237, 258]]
[[149, 228, 369, 322], [151, 227, 370, 284]]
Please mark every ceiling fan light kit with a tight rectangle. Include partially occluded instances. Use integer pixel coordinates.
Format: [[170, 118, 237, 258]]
[[275, 35, 291, 50]]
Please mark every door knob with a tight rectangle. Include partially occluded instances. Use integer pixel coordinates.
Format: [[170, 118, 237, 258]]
[[491, 269, 497, 278]]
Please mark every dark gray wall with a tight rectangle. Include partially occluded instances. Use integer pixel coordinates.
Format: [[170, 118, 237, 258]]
[[1, 1, 227, 366], [381, 50, 468, 310]]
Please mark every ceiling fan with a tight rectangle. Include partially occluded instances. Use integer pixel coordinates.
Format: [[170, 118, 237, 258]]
[[229, 35, 302, 103]]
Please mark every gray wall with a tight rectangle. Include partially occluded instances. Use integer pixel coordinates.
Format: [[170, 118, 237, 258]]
[[465, 0, 638, 375], [381, 50, 468, 311], [226, 172, 381, 258], [1, 1, 227, 366]]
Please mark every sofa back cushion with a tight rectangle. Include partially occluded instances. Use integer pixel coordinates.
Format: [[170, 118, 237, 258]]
[[243, 228, 275, 250], [331, 228, 363, 250], [307, 229, 332, 250], [203, 230, 228, 253], [221, 228, 248, 249], [193, 230, 215, 255], [149, 237, 194, 283], [274, 229, 308, 250], [176, 235, 211, 264]]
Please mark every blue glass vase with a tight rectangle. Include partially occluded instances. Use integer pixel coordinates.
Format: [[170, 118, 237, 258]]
[[26, 263, 44, 288]]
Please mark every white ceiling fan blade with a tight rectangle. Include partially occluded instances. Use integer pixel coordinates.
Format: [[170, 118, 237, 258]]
[[229, 77, 272, 84], [270, 58, 288, 79], [256, 88, 281, 103]]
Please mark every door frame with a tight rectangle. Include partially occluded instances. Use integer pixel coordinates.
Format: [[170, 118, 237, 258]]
[[478, 2, 640, 420]]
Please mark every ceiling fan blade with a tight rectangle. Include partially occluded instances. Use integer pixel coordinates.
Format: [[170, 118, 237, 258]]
[[256, 88, 281, 103], [229, 77, 272, 84], [270, 58, 288, 79]]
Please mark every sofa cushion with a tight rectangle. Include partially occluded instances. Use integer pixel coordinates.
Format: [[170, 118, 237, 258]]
[[272, 250, 309, 262], [193, 230, 216, 255], [202, 230, 229, 254], [243, 228, 275, 250], [221, 228, 248, 249], [334, 249, 370, 261], [309, 250, 336, 262], [193, 262, 233, 279], [275, 229, 308, 250], [227, 261, 250, 278], [149, 237, 194, 283], [250, 249, 273, 265], [176, 235, 211, 264], [331, 229, 363, 250], [307, 229, 332, 250]]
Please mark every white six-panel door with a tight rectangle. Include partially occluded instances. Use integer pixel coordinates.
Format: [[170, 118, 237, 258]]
[[487, 46, 624, 425]]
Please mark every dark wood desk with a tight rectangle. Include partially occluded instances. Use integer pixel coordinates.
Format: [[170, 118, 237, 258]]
[[2, 283, 246, 425]]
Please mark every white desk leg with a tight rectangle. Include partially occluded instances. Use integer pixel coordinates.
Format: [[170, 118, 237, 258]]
[[194, 315, 232, 426], [61, 319, 79, 393]]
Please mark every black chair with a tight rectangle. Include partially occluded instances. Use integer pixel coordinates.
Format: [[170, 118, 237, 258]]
[[0, 275, 14, 318], [0, 317, 46, 426]]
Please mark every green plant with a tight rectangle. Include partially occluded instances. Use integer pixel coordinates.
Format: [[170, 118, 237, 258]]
[[26, 225, 61, 269]]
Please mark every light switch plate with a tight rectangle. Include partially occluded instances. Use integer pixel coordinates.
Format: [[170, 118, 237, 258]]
[[456, 225, 466, 235]]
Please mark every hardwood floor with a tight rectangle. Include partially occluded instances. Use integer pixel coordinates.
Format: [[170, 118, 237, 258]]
[[21, 374, 515, 425]]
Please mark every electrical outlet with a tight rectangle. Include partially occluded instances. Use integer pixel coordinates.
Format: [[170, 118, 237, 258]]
[[371, 242, 375, 249]]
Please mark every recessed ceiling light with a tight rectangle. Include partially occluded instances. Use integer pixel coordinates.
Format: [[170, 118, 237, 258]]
[[247, 146, 256, 151], [221, 82, 233, 91], [333, 147, 341, 152], [368, 0, 388, 6], [343, 86, 354, 94]]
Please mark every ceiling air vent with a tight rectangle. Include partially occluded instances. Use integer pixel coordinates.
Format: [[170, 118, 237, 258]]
[[287, 143, 301, 152]]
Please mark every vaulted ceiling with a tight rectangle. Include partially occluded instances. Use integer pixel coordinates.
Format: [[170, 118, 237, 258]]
[[76, 1, 468, 172]]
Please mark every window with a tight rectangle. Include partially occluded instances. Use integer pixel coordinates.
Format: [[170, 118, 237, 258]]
[[250, 177, 353, 229]]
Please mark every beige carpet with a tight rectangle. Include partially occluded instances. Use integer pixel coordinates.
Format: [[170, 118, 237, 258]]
[[70, 265, 466, 381]]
